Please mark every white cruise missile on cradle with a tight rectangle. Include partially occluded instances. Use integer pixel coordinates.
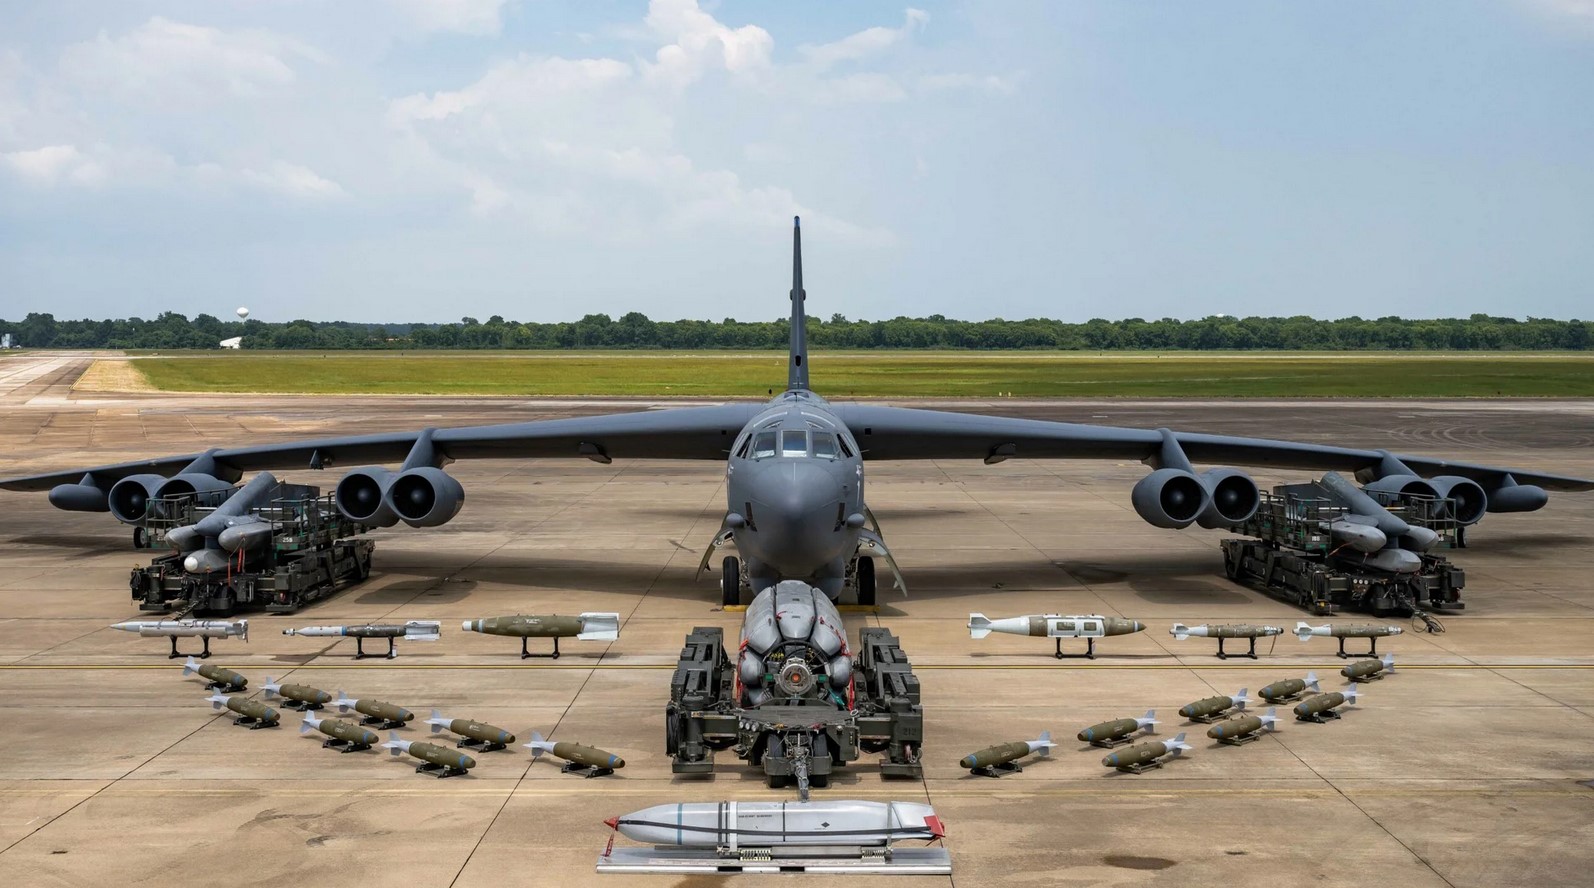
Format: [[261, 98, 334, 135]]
[[111, 618, 247, 658], [968, 613, 1144, 659], [282, 621, 442, 659], [1295, 621, 1403, 658], [605, 800, 944, 850], [1168, 622, 1282, 659]]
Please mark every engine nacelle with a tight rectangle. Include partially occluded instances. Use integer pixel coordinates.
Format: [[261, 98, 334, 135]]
[[107, 474, 169, 524], [1362, 474, 1440, 501], [1131, 468, 1211, 529], [1195, 468, 1260, 529], [48, 482, 109, 513], [335, 467, 400, 527], [1485, 482, 1548, 513], [384, 467, 464, 528], [1426, 475, 1488, 526], [154, 473, 233, 500]]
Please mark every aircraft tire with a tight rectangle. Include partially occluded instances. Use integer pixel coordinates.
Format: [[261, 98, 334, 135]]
[[856, 557, 876, 606], [721, 556, 740, 607]]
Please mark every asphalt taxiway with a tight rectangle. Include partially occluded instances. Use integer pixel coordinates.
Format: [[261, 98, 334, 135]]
[[0, 351, 1590, 887]]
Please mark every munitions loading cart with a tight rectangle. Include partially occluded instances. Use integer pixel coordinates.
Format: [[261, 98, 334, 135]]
[[666, 625, 923, 799], [1220, 482, 1464, 616], [128, 484, 374, 615]]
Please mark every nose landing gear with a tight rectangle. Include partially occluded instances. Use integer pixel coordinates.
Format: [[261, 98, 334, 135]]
[[722, 556, 742, 607]]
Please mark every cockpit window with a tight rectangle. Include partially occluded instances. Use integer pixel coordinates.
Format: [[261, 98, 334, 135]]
[[812, 432, 838, 459], [837, 436, 855, 458], [781, 430, 809, 458], [751, 430, 777, 459]]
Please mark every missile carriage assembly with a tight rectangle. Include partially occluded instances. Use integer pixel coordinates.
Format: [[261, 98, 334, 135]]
[[666, 581, 924, 799]]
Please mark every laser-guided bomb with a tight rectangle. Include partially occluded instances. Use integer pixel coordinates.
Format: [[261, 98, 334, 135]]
[[461, 613, 620, 659], [1295, 686, 1360, 723], [282, 621, 441, 659], [1102, 733, 1192, 774], [958, 732, 1056, 776], [1258, 672, 1320, 703], [1295, 621, 1404, 658], [525, 730, 624, 777], [1179, 688, 1249, 723], [261, 677, 332, 711], [1342, 653, 1396, 682], [182, 656, 245, 691], [967, 613, 1145, 659], [111, 619, 247, 658], [205, 694, 278, 729], [425, 710, 515, 751], [1206, 708, 1280, 745], [1077, 710, 1158, 748], [300, 713, 378, 751], [383, 731, 477, 778], [1169, 623, 1283, 659], [333, 691, 414, 729]]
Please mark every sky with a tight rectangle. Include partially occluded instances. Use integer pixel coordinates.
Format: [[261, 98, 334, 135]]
[[1, 0, 1592, 324]]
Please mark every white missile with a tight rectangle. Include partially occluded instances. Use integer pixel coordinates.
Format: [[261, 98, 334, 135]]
[[282, 621, 441, 640], [968, 614, 1144, 640], [1168, 623, 1282, 641], [605, 800, 944, 849], [1328, 517, 1387, 553], [112, 618, 247, 658], [1295, 622, 1404, 641]]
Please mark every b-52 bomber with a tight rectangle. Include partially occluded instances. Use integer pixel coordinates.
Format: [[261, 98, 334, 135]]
[[5, 219, 1589, 607]]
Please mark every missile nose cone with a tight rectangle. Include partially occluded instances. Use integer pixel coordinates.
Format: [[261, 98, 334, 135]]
[[1132, 621, 1145, 633], [604, 817, 619, 830]]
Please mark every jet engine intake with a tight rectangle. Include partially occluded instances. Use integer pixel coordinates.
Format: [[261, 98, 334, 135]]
[[107, 474, 168, 524], [1131, 468, 1211, 529], [154, 473, 233, 500], [335, 467, 400, 527], [1361, 474, 1440, 502], [1195, 468, 1260, 528], [1426, 475, 1488, 526], [384, 467, 464, 528]]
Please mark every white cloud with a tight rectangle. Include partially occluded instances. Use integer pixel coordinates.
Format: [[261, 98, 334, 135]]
[[1528, 0, 1594, 21], [642, 0, 774, 89], [1, 144, 103, 185], [919, 72, 1019, 94], [239, 161, 347, 200], [800, 8, 927, 71], [389, 0, 513, 36]]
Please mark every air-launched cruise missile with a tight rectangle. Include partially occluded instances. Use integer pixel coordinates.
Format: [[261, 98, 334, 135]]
[[333, 691, 414, 729], [1294, 685, 1360, 723], [112, 619, 247, 658], [605, 800, 944, 849], [1206, 708, 1279, 745], [182, 656, 245, 691], [1179, 688, 1249, 723], [300, 713, 378, 751], [1169, 623, 1283, 659], [524, 730, 624, 777], [966, 613, 1145, 659], [1342, 653, 1396, 682], [205, 694, 278, 729], [282, 621, 442, 659], [1077, 711, 1158, 748], [383, 731, 476, 778], [1102, 733, 1192, 774], [1320, 472, 1441, 563], [1295, 621, 1404, 658], [426, 710, 515, 751], [261, 677, 331, 710], [462, 613, 620, 659], [165, 472, 283, 573], [1258, 672, 1319, 703], [958, 732, 1056, 776]]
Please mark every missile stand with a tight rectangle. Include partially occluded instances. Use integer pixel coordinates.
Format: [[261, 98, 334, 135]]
[[969, 761, 1024, 778], [166, 636, 216, 660], [1212, 637, 1260, 660], [353, 637, 398, 660], [414, 762, 469, 779], [1295, 710, 1342, 725], [520, 637, 562, 660], [1055, 638, 1100, 660]]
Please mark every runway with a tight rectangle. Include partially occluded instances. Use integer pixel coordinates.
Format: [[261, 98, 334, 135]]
[[0, 349, 1591, 887]]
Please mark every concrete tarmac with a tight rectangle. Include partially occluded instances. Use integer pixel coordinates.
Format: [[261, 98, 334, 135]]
[[0, 350, 1591, 887]]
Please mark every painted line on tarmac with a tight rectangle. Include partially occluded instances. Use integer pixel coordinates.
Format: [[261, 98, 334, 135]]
[[1, 663, 1590, 670]]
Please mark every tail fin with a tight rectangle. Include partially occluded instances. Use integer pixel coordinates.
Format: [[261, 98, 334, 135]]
[[1342, 685, 1360, 705], [427, 709, 447, 733], [383, 730, 406, 756], [1260, 707, 1279, 730], [1295, 621, 1316, 641], [577, 613, 621, 641], [787, 216, 809, 391], [206, 694, 228, 710], [967, 614, 992, 639], [1140, 710, 1158, 733], [1167, 732, 1192, 755], [262, 677, 280, 699], [333, 690, 354, 712], [1035, 730, 1055, 755], [1233, 689, 1250, 710], [523, 730, 548, 758], [300, 714, 320, 734], [183, 656, 201, 676], [1305, 671, 1320, 692], [1171, 623, 1190, 640], [1382, 653, 1396, 674]]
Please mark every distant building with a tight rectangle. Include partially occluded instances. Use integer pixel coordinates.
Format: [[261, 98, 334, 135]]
[[1, 333, 12, 349], [219, 337, 243, 349]]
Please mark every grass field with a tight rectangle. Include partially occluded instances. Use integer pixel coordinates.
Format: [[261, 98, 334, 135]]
[[116, 351, 1594, 397]]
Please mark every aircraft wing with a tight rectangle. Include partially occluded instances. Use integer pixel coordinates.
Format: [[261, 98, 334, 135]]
[[830, 404, 1594, 491], [0, 404, 763, 491]]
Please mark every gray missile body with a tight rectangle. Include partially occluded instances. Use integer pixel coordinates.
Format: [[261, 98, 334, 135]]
[[283, 621, 442, 659], [167, 473, 282, 571], [384, 732, 476, 777], [183, 656, 245, 691], [1170, 623, 1283, 658], [1296, 621, 1404, 657], [113, 619, 247, 658], [301, 714, 378, 751], [606, 800, 944, 849], [206, 694, 279, 728]]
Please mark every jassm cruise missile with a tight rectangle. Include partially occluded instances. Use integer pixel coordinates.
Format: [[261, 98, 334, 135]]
[[262, 677, 331, 710], [1206, 708, 1279, 745], [112, 619, 247, 659], [967, 613, 1144, 659], [183, 656, 245, 691], [1102, 733, 1191, 773], [461, 613, 620, 659], [206, 693, 278, 729], [958, 732, 1056, 776], [383, 731, 476, 778], [606, 800, 944, 849], [426, 710, 515, 751], [1169, 623, 1282, 659], [1258, 672, 1319, 703], [1179, 688, 1249, 723], [1342, 653, 1396, 682], [283, 621, 442, 659], [333, 691, 414, 729], [1294, 685, 1360, 723], [524, 730, 624, 777], [1295, 621, 1404, 657], [1077, 710, 1158, 747], [300, 713, 378, 751]]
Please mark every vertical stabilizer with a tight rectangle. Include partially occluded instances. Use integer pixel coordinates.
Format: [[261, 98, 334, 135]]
[[788, 216, 809, 391]]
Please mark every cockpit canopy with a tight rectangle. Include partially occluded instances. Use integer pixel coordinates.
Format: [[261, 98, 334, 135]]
[[736, 420, 855, 461]]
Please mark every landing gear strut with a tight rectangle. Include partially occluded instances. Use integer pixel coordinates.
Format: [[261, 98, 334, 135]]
[[721, 556, 741, 607]]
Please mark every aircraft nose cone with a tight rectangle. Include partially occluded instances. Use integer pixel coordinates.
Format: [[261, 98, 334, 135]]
[[745, 460, 849, 574]]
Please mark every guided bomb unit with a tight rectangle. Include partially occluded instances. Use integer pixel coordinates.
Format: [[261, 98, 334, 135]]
[[384, 732, 476, 778], [333, 692, 414, 729], [205, 694, 279, 729], [967, 613, 1145, 659], [1077, 711, 1158, 748], [525, 731, 624, 777], [1258, 672, 1320, 704], [959, 732, 1055, 776], [1207, 708, 1280, 745], [262, 678, 332, 710], [1179, 688, 1249, 723], [1102, 733, 1191, 774], [301, 714, 378, 752], [461, 613, 619, 658], [1295, 686, 1361, 723], [183, 657, 246, 691], [667, 581, 923, 798], [427, 711, 515, 751], [112, 619, 248, 658], [1343, 653, 1396, 681], [1296, 621, 1404, 657], [1169, 623, 1282, 659], [283, 621, 441, 659]]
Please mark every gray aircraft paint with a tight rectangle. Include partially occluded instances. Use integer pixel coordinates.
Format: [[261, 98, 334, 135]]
[[6, 219, 1590, 602]]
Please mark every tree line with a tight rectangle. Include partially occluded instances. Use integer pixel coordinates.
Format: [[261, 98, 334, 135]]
[[2, 311, 1591, 351]]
